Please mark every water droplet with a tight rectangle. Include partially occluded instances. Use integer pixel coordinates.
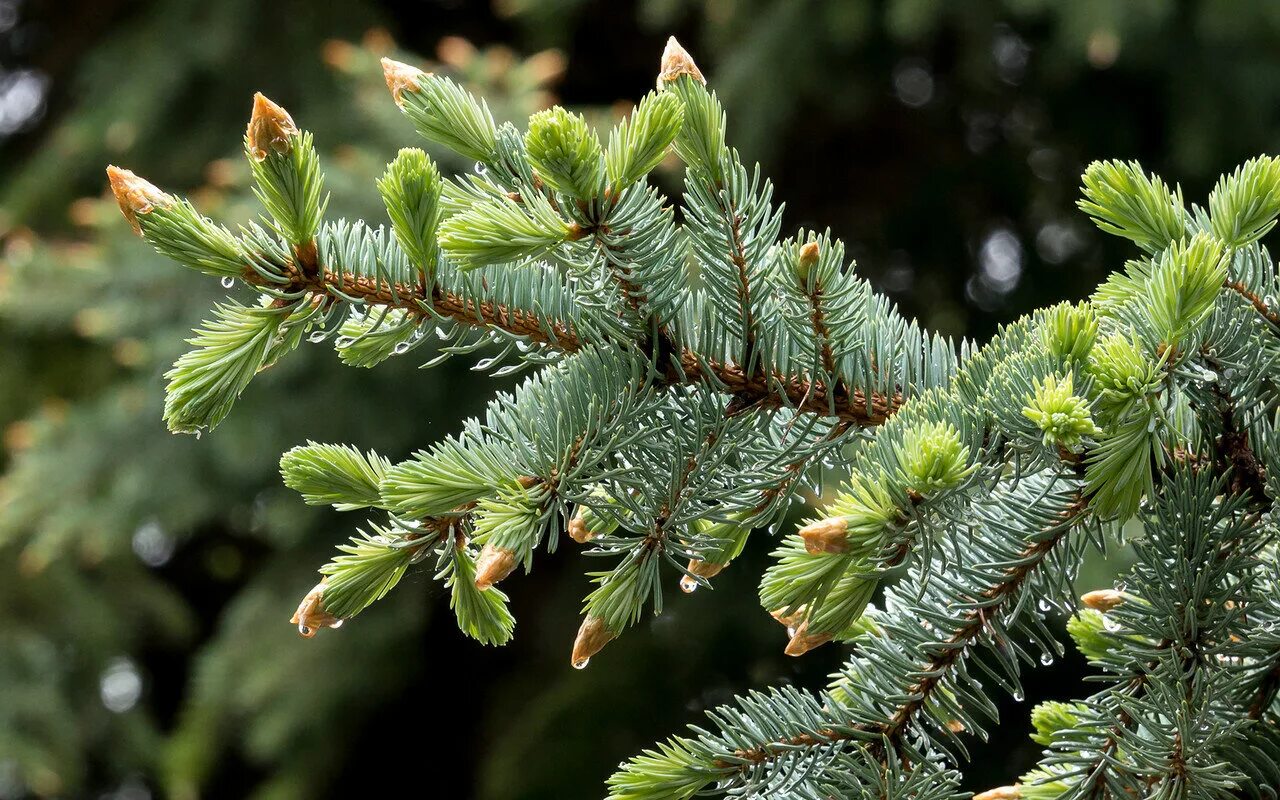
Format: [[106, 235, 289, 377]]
[[1103, 617, 1121, 632], [308, 330, 327, 343], [473, 161, 487, 175], [786, 627, 797, 637], [330, 619, 344, 629], [572, 657, 590, 670], [1012, 690, 1024, 702], [335, 336, 354, 348], [221, 276, 236, 289], [679, 575, 698, 593], [1040, 652, 1054, 666], [132, 521, 174, 567], [100, 658, 143, 713], [1038, 599, 1052, 612], [393, 341, 411, 355]]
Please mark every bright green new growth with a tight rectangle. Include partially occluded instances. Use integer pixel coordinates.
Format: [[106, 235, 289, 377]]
[[525, 106, 605, 199], [1078, 159, 1186, 254], [377, 147, 444, 278], [606, 91, 684, 190], [1030, 701, 1085, 747], [280, 442, 391, 511], [438, 190, 573, 269], [110, 36, 1280, 800], [162, 301, 290, 434], [1022, 374, 1101, 451]]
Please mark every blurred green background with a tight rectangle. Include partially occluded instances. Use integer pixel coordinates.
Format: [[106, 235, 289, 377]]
[[2, 0, 1278, 797]]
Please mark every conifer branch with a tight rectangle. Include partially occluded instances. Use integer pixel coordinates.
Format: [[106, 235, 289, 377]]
[[720, 492, 1087, 771], [106, 34, 1280, 799], [232, 249, 902, 424]]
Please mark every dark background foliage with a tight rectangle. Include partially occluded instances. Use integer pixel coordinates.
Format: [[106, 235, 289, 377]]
[[1, 1, 1278, 797]]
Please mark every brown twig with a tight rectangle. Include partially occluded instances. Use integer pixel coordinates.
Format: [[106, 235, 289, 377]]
[[1225, 279, 1280, 327], [245, 260, 901, 426]]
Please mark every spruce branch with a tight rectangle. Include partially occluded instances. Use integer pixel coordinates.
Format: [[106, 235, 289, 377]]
[[106, 33, 1280, 799]]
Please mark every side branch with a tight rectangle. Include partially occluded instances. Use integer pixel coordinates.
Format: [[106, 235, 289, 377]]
[[1225, 278, 1280, 327], [721, 493, 1087, 769], [255, 261, 900, 425]]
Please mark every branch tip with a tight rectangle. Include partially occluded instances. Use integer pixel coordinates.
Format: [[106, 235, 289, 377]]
[[246, 92, 299, 160], [658, 36, 705, 88], [381, 57, 425, 107], [475, 544, 518, 590], [290, 578, 343, 638], [105, 165, 171, 235]]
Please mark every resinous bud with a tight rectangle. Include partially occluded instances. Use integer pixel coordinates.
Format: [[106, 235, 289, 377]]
[[799, 516, 849, 555], [381, 57, 425, 107], [246, 93, 299, 161], [784, 619, 833, 657], [571, 614, 617, 668], [568, 491, 620, 543], [657, 36, 705, 89], [106, 166, 172, 235], [290, 578, 343, 638], [1081, 589, 1126, 612], [686, 557, 725, 580], [770, 606, 806, 630], [475, 543, 518, 590], [795, 241, 820, 288]]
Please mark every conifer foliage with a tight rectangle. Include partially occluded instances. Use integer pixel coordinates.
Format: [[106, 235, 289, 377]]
[[109, 37, 1280, 798]]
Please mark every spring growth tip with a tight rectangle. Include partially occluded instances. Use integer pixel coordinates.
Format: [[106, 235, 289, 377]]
[[784, 620, 832, 656], [290, 578, 343, 638], [686, 558, 725, 579], [106, 166, 171, 235], [657, 36, 705, 89], [796, 241, 820, 287], [246, 93, 298, 161], [770, 606, 805, 629], [475, 543, 517, 590], [568, 515, 594, 543], [973, 788, 1020, 800], [799, 517, 849, 555], [381, 57, 425, 107], [571, 615, 616, 668], [1081, 589, 1126, 612]]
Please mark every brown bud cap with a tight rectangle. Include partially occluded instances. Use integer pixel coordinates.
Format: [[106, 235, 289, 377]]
[[106, 166, 172, 235], [475, 544, 518, 590], [687, 558, 725, 579], [973, 788, 1020, 800], [799, 517, 849, 555], [570, 615, 616, 669], [289, 578, 343, 638], [769, 606, 806, 629], [784, 620, 833, 657], [1081, 589, 1126, 612], [796, 241, 820, 286], [381, 57, 425, 107], [657, 36, 705, 89], [946, 719, 966, 734], [246, 93, 299, 161], [568, 513, 595, 544]]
